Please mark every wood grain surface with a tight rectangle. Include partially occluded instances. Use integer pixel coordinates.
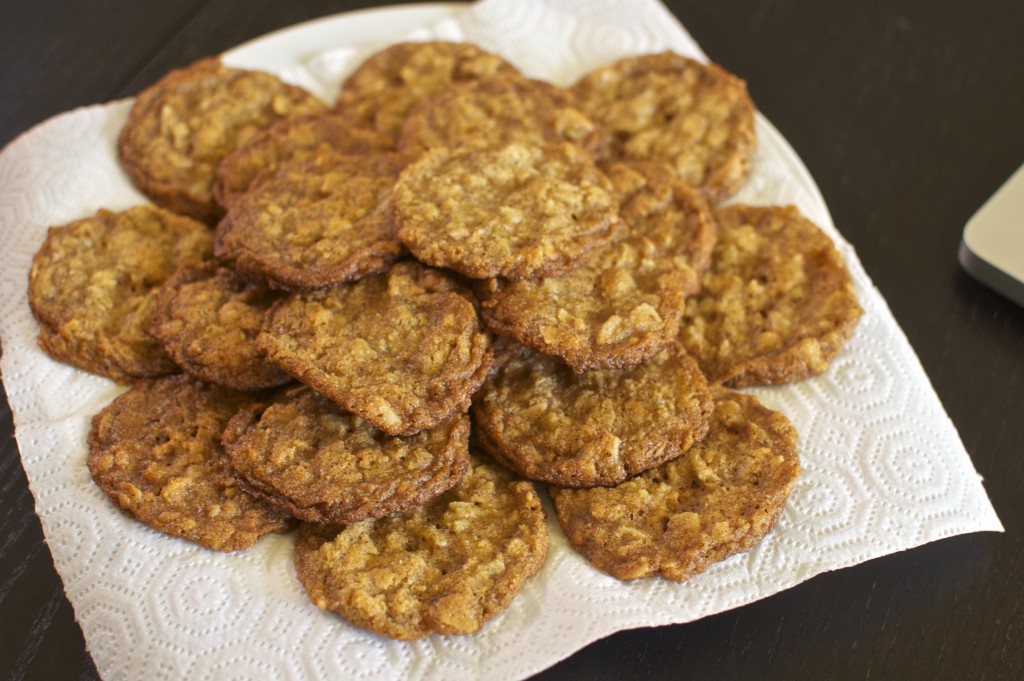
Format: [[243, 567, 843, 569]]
[[2, 1, 1022, 679]]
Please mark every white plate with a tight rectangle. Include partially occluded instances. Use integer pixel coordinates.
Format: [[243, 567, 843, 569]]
[[0, 3, 1002, 681], [225, 2, 464, 71]]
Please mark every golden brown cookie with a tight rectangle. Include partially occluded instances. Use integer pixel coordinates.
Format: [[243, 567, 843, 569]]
[[293, 452, 548, 640], [27, 205, 213, 383], [395, 141, 620, 280], [221, 385, 470, 523], [149, 261, 291, 390], [213, 112, 394, 208], [550, 387, 800, 581], [680, 204, 863, 387], [334, 41, 521, 143], [118, 57, 326, 223], [397, 75, 602, 158], [214, 151, 405, 290], [257, 261, 492, 436], [572, 52, 756, 203], [472, 345, 714, 488], [87, 375, 294, 552], [478, 161, 717, 372]]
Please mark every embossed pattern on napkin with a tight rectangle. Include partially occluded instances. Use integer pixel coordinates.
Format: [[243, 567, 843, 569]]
[[0, 2, 1002, 680]]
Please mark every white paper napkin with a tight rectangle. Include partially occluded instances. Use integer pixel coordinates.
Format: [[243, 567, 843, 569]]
[[0, 1, 1002, 680]]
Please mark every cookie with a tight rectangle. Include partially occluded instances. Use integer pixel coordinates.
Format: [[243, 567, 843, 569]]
[[213, 112, 394, 208], [87, 375, 294, 552], [215, 151, 405, 290], [572, 52, 756, 203], [27, 205, 213, 383], [118, 57, 326, 223], [334, 41, 521, 143], [395, 141, 620, 280], [550, 387, 800, 581], [397, 75, 602, 158], [150, 261, 291, 390], [680, 204, 863, 386], [257, 261, 492, 436], [478, 161, 717, 371], [472, 345, 714, 488], [221, 385, 470, 523], [293, 452, 548, 640]]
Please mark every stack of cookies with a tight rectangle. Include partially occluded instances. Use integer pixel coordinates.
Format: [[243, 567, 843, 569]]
[[26, 41, 863, 641]]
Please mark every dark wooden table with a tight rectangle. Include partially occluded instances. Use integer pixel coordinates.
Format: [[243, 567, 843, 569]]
[[2, 1, 1022, 679]]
